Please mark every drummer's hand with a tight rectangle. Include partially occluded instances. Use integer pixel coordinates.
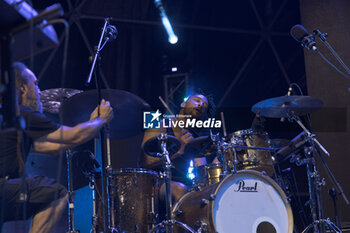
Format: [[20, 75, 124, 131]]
[[89, 99, 114, 124], [179, 129, 193, 144]]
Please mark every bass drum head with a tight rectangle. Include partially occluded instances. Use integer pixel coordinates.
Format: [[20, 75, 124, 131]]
[[213, 170, 293, 233]]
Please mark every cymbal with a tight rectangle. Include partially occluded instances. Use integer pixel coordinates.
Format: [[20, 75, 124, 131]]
[[251, 95, 323, 118], [60, 89, 150, 139], [41, 88, 83, 114], [142, 135, 181, 157], [184, 136, 217, 157]]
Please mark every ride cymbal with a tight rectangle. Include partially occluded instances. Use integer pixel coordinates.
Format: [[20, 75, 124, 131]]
[[252, 95, 323, 118]]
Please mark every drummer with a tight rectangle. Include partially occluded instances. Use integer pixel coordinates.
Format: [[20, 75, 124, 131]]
[[140, 92, 216, 201]]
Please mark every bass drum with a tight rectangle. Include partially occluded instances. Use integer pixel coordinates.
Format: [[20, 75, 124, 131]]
[[173, 170, 293, 233]]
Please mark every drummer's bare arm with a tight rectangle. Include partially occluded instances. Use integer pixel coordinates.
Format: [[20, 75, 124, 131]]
[[212, 156, 220, 164], [33, 100, 113, 154], [175, 129, 193, 154], [194, 157, 207, 166], [32, 141, 71, 155]]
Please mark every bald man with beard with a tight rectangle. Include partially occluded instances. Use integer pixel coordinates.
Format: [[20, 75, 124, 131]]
[[0, 62, 113, 233]]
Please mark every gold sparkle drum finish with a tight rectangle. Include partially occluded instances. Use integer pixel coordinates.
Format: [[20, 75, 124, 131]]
[[173, 170, 293, 233], [228, 129, 275, 176], [98, 168, 159, 233], [193, 163, 223, 187]]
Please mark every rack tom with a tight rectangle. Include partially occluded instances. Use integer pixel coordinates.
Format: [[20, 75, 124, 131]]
[[227, 129, 275, 176], [193, 163, 223, 188]]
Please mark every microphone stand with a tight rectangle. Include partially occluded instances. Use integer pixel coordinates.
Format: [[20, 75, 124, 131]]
[[86, 19, 109, 85], [314, 29, 350, 75], [85, 18, 117, 233], [289, 114, 347, 233]]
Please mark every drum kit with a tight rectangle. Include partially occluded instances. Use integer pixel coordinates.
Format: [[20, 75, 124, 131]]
[[40, 88, 347, 233]]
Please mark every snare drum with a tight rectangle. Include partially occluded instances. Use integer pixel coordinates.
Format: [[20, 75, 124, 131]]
[[193, 163, 223, 187], [97, 168, 159, 232], [173, 170, 293, 233], [228, 129, 275, 176]]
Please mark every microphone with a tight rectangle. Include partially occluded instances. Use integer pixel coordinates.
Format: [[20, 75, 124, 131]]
[[290, 24, 317, 51], [276, 132, 307, 157], [104, 25, 118, 42]]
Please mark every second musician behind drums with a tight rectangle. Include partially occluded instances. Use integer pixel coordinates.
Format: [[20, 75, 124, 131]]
[[140, 93, 216, 202]]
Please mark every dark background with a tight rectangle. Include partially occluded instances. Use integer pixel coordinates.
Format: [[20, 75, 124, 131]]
[[3, 0, 350, 232]]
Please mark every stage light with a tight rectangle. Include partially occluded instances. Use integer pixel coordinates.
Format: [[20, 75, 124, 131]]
[[169, 35, 178, 44], [155, 0, 178, 44], [183, 96, 189, 102], [171, 67, 177, 72], [186, 160, 195, 180]]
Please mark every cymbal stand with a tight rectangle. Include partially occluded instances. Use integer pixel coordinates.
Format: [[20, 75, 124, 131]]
[[66, 149, 80, 233], [210, 131, 230, 175], [290, 115, 346, 233], [148, 133, 195, 233], [218, 140, 237, 175], [105, 126, 118, 232], [89, 171, 100, 233]]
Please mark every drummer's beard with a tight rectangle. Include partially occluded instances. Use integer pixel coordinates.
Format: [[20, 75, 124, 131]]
[[23, 90, 43, 113]]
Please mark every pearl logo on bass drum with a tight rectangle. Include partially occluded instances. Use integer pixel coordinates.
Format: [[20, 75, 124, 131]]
[[234, 180, 258, 192]]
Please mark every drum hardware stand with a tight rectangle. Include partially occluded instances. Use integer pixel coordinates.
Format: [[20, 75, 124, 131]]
[[85, 17, 118, 233], [211, 132, 230, 175], [105, 125, 118, 233], [313, 29, 350, 79], [88, 171, 100, 233], [194, 221, 208, 233], [66, 149, 80, 233], [74, 151, 102, 233], [328, 188, 342, 230], [289, 115, 349, 233], [221, 141, 239, 174], [148, 133, 195, 233]]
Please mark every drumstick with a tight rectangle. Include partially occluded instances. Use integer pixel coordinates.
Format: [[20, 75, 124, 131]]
[[159, 96, 183, 135], [158, 96, 177, 120]]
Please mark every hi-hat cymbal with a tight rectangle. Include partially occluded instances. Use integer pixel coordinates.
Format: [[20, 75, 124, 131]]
[[184, 136, 217, 157], [41, 88, 83, 114], [251, 95, 323, 118], [60, 89, 150, 139], [142, 135, 181, 157]]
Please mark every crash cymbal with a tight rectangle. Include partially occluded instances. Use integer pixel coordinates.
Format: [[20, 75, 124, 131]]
[[251, 95, 323, 118], [41, 88, 83, 114], [60, 89, 150, 139], [184, 136, 217, 157], [142, 135, 181, 157]]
